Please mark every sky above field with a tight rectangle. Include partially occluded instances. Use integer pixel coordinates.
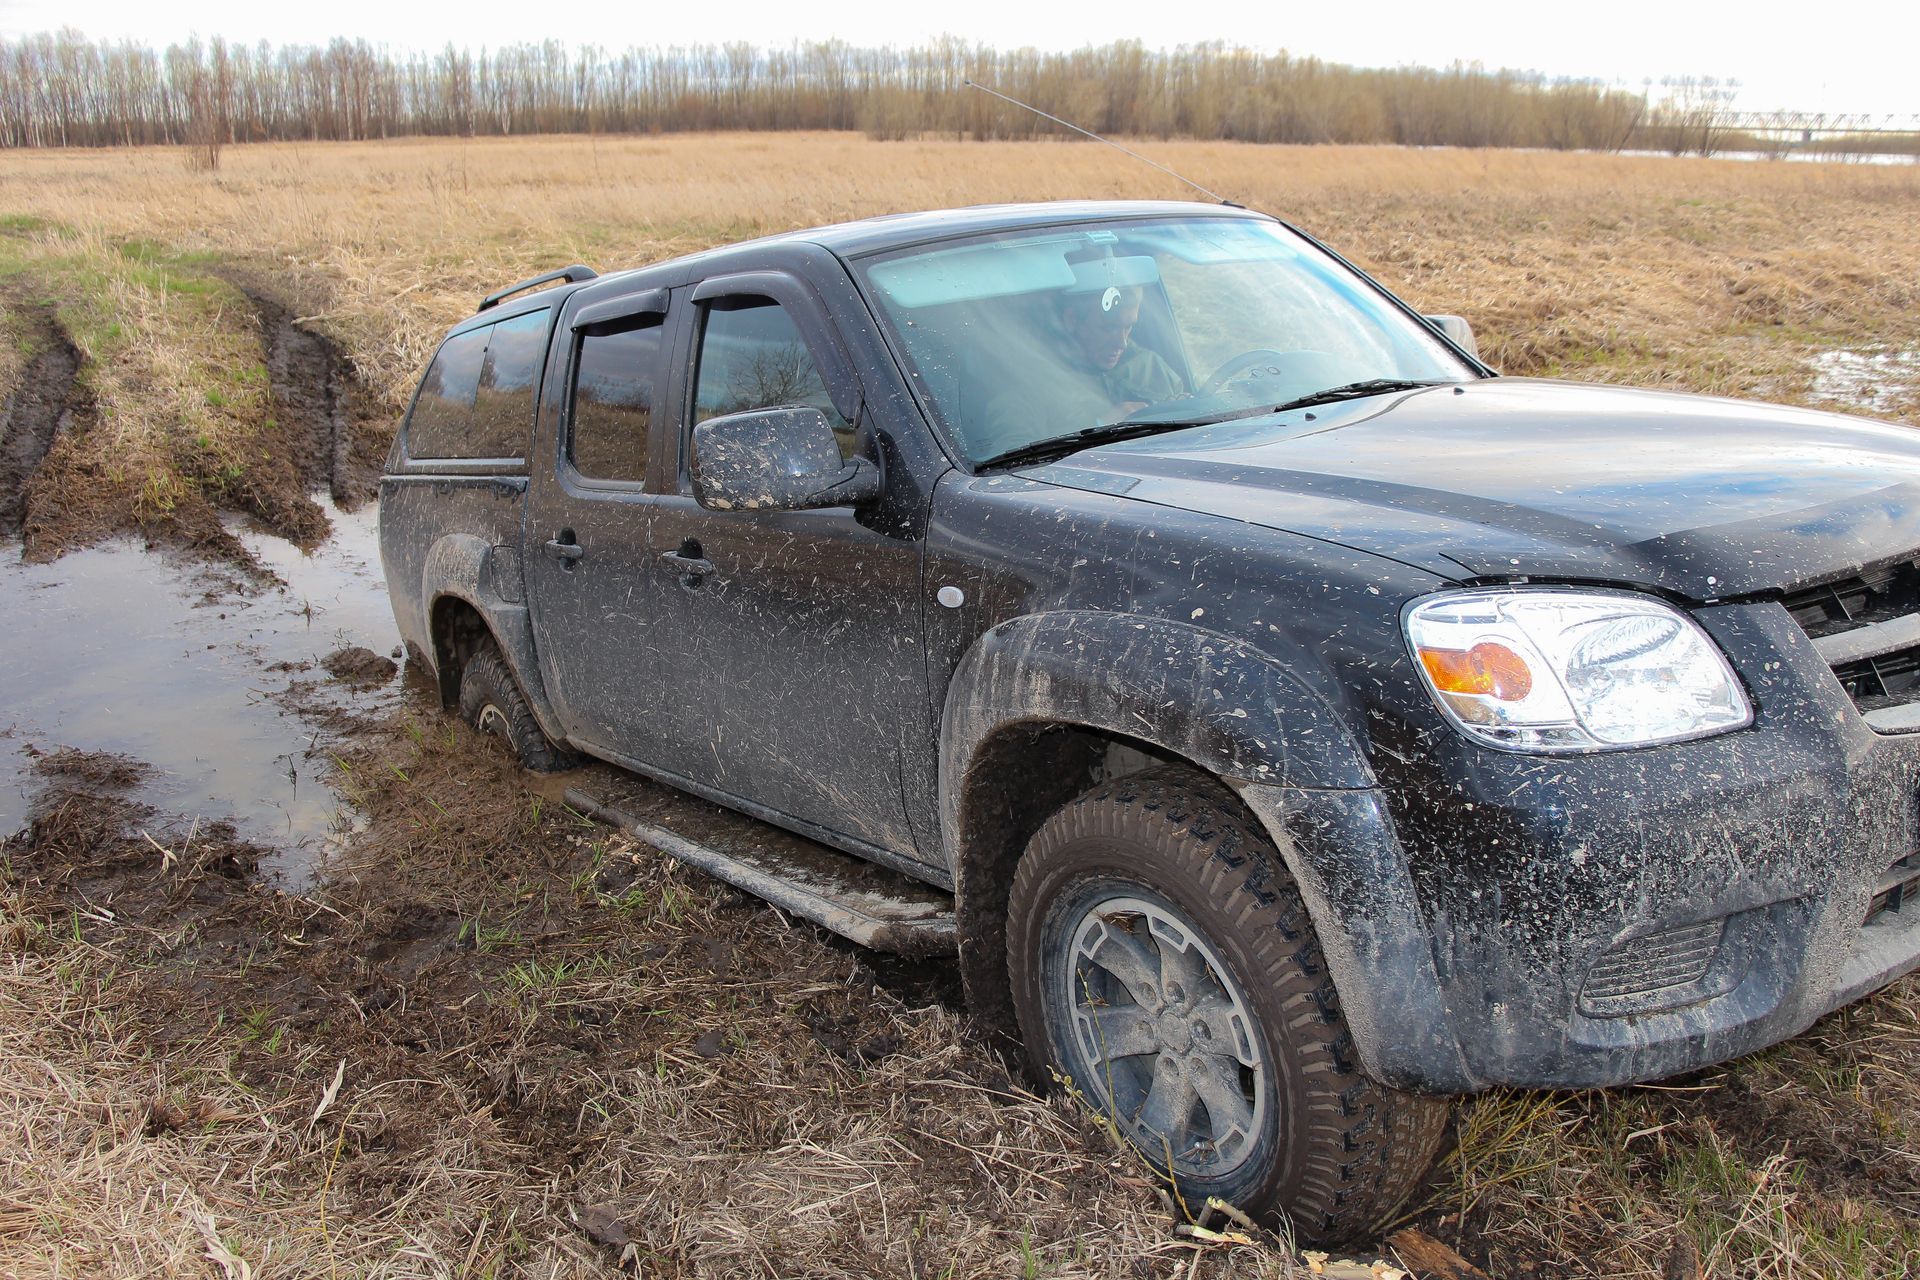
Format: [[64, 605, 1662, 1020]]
[[1, 0, 1914, 116]]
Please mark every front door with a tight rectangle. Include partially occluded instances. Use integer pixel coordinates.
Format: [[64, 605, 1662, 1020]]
[[638, 277, 928, 857]]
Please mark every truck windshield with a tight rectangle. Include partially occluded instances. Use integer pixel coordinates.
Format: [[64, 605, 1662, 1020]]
[[853, 216, 1476, 467]]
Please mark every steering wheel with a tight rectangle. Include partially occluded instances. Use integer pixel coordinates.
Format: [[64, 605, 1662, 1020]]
[[1202, 349, 1295, 395]]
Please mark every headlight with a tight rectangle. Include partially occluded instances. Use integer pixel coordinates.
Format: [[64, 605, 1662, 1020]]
[[1404, 589, 1752, 752]]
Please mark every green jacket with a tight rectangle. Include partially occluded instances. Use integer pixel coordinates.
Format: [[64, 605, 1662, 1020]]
[[973, 341, 1184, 458]]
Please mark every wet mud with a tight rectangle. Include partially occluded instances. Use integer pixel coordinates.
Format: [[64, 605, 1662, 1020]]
[[0, 276, 391, 566], [0, 307, 89, 540], [245, 285, 385, 513], [215, 281, 387, 551], [322, 644, 400, 684], [15, 751, 266, 899]]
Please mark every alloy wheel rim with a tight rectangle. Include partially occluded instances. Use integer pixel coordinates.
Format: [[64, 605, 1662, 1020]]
[[1060, 893, 1267, 1180], [477, 703, 509, 738]]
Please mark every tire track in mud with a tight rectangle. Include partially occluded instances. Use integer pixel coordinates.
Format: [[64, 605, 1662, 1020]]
[[248, 288, 374, 511], [0, 274, 385, 562], [217, 278, 384, 550], [0, 308, 90, 542]]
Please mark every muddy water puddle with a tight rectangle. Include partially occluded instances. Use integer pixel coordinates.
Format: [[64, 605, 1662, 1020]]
[[1, 498, 400, 882], [1811, 348, 1920, 419]]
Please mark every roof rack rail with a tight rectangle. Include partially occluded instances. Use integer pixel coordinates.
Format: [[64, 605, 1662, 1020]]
[[477, 264, 598, 313]]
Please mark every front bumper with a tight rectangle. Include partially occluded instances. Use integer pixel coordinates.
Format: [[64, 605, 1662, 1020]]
[[1242, 599, 1920, 1093]]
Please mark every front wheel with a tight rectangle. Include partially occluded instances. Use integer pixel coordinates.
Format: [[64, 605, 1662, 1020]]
[[1006, 767, 1447, 1242]]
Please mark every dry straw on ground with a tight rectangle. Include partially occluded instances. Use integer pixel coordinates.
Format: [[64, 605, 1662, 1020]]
[[1, 728, 1309, 1278], [1, 132, 1917, 406]]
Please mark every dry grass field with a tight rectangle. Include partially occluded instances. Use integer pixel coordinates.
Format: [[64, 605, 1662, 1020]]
[[1, 133, 1917, 557], [2, 133, 1920, 1279], [1, 133, 1917, 562]]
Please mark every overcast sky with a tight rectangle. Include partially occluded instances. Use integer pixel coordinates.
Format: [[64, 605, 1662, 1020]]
[[2, 0, 1914, 117]]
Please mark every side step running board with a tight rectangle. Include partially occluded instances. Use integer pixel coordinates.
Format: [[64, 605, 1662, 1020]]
[[565, 787, 957, 956]]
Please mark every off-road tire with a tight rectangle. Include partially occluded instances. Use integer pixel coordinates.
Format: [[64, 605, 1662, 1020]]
[[456, 644, 573, 773], [1007, 765, 1448, 1243]]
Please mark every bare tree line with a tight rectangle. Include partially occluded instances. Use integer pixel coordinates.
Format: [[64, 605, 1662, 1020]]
[[0, 29, 1678, 154]]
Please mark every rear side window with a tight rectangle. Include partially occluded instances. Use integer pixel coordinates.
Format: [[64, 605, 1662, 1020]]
[[405, 328, 488, 458], [569, 319, 664, 484], [471, 310, 548, 457], [406, 310, 549, 459]]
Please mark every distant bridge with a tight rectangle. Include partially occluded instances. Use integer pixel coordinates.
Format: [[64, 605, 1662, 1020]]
[[1715, 111, 1920, 140]]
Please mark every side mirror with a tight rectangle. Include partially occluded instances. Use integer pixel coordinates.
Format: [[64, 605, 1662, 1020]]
[[690, 407, 881, 513], [1424, 314, 1480, 360]]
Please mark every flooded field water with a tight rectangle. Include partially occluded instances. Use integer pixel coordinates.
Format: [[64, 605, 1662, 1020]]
[[1811, 348, 1920, 418], [0, 499, 401, 881]]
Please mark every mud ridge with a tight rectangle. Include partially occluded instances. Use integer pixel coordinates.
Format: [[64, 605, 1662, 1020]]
[[188, 275, 386, 552], [0, 308, 90, 541], [246, 287, 383, 512]]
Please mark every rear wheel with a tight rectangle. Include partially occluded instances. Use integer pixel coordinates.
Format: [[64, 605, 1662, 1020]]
[[1006, 766, 1447, 1241], [456, 643, 573, 773]]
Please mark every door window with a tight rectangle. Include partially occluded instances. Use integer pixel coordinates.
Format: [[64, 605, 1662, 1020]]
[[569, 319, 664, 485], [693, 298, 854, 459]]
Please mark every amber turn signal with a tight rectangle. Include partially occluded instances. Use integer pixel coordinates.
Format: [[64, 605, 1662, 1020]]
[[1419, 642, 1534, 701]]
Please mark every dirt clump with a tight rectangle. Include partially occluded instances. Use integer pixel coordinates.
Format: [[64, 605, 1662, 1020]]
[[0, 308, 91, 542], [24, 746, 149, 791], [322, 645, 398, 685], [10, 760, 263, 907]]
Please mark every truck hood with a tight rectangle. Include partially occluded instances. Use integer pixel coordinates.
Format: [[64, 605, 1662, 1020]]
[[1021, 378, 1920, 599]]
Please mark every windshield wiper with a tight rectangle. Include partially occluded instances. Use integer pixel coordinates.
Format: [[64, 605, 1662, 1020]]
[[976, 380, 1454, 470], [1269, 378, 1454, 414], [976, 418, 1229, 470]]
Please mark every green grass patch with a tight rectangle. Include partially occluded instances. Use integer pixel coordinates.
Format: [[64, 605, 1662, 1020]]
[[0, 212, 53, 236], [115, 237, 230, 270]]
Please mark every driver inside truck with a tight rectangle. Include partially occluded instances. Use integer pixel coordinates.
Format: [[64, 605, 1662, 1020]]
[[973, 249, 1184, 455]]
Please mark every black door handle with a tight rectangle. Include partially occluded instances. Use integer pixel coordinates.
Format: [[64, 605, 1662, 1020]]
[[544, 537, 584, 562]]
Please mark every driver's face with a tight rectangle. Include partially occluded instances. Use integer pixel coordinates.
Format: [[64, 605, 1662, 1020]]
[[1062, 293, 1141, 371]]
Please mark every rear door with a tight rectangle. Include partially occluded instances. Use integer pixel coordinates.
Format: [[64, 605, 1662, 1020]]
[[523, 287, 677, 750], [635, 270, 929, 856]]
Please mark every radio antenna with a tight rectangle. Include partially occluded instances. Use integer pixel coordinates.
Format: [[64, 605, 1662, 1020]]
[[963, 78, 1239, 206]]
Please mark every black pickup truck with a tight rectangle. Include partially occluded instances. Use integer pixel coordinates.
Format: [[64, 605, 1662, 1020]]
[[379, 200, 1920, 1239]]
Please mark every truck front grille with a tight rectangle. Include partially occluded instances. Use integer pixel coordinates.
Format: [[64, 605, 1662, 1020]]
[[1781, 558, 1920, 731]]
